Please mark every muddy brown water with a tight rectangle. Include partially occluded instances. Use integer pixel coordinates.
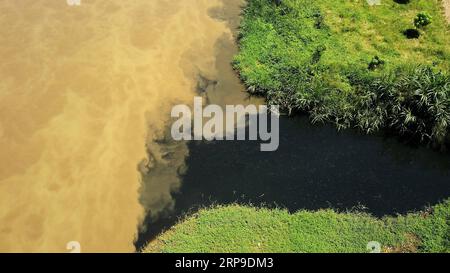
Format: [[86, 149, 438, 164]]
[[0, 0, 248, 252], [1, 0, 449, 253]]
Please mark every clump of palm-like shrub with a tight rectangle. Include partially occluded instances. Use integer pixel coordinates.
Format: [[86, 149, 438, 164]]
[[268, 66, 450, 145], [348, 67, 450, 144]]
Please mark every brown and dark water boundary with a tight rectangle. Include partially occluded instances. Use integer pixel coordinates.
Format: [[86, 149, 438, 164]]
[[135, 0, 450, 250]]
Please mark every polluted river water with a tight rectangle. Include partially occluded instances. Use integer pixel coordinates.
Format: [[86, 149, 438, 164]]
[[1, 0, 450, 253]]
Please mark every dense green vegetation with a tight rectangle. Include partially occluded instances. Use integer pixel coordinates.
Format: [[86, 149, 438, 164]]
[[144, 199, 450, 253], [234, 0, 450, 145]]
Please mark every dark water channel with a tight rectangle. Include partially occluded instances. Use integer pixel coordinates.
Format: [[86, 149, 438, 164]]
[[135, 115, 450, 249]]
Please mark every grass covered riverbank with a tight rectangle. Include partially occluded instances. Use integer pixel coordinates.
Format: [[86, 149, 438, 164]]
[[144, 200, 449, 253], [234, 0, 450, 146]]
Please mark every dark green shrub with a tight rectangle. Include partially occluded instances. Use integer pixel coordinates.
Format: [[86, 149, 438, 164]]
[[414, 12, 432, 28], [368, 56, 385, 70]]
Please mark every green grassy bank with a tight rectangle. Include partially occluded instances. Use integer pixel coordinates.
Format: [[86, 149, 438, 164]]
[[144, 200, 449, 253], [234, 0, 450, 145]]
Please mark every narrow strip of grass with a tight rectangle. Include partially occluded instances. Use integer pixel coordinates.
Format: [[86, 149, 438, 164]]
[[144, 199, 449, 253]]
